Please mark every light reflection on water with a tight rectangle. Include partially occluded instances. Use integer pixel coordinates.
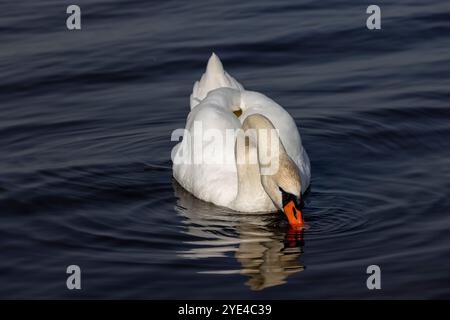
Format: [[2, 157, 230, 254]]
[[173, 180, 305, 290]]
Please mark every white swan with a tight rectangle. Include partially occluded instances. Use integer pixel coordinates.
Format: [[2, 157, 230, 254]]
[[172, 53, 311, 227]]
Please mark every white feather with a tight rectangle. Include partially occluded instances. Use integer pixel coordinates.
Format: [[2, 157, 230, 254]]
[[173, 54, 310, 212]]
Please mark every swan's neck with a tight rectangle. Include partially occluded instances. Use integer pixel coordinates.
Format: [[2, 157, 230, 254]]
[[233, 137, 271, 211], [236, 138, 262, 189], [232, 115, 283, 212]]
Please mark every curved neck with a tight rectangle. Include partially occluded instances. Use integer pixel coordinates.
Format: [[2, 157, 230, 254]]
[[232, 114, 285, 211]]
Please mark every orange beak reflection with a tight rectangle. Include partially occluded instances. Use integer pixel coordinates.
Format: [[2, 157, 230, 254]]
[[283, 200, 304, 229]]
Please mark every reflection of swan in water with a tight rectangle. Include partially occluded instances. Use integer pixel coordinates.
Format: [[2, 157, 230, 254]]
[[172, 179, 306, 291]]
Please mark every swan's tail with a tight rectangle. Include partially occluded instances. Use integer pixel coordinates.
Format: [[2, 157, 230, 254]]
[[190, 53, 244, 109]]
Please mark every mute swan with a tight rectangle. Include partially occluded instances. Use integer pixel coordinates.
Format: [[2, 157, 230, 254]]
[[172, 53, 311, 227]]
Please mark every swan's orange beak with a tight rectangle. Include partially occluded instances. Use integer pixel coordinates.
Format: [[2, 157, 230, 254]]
[[283, 200, 304, 228]]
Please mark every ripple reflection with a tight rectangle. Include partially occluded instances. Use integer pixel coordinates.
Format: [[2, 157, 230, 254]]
[[172, 180, 305, 290]]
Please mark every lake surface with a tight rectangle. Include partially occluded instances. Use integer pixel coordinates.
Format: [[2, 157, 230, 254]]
[[1, 0, 449, 299]]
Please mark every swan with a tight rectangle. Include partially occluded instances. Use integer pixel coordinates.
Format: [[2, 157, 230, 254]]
[[172, 53, 311, 227]]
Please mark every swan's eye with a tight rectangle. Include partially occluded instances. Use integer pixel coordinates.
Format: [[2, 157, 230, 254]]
[[233, 108, 242, 118], [279, 187, 302, 208]]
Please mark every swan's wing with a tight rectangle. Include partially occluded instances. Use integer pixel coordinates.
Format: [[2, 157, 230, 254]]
[[173, 89, 242, 207], [240, 91, 311, 192], [190, 53, 244, 109]]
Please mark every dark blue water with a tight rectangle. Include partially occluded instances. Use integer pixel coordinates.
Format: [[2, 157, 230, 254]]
[[1, 0, 450, 299]]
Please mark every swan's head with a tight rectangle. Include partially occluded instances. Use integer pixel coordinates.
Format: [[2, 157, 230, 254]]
[[241, 114, 304, 228], [260, 156, 304, 228]]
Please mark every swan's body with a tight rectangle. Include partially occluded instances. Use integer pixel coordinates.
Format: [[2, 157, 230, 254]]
[[172, 54, 310, 216]]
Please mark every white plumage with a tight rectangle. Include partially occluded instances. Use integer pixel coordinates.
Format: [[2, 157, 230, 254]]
[[172, 53, 310, 213]]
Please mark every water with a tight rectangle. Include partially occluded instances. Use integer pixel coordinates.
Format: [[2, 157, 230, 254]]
[[1, 0, 450, 299]]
